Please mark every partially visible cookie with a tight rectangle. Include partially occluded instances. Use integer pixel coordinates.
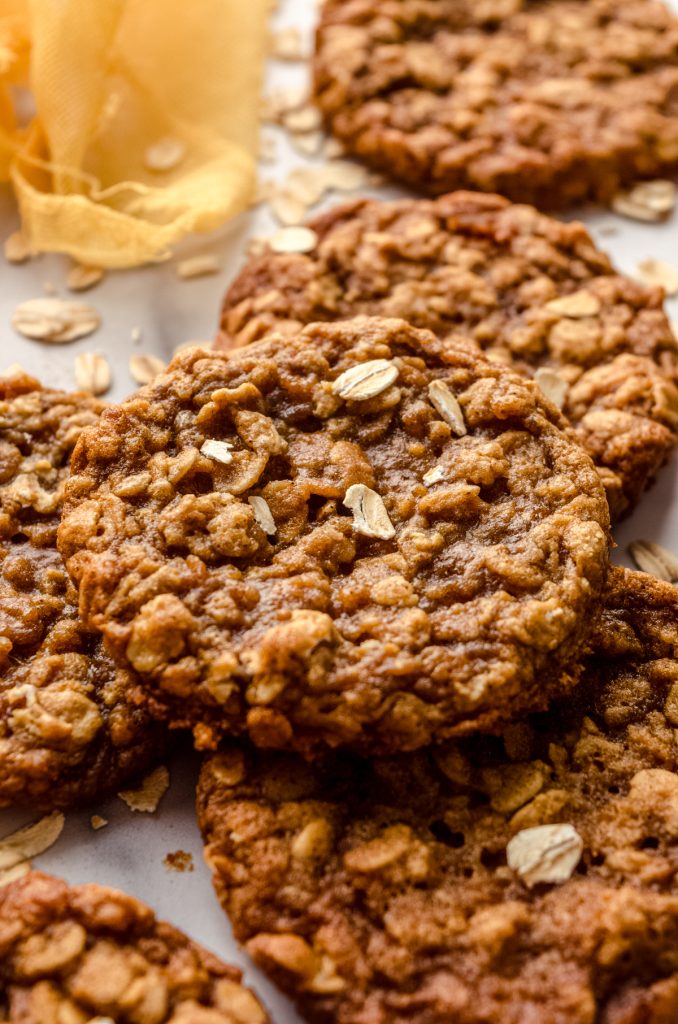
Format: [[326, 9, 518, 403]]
[[198, 567, 678, 1024], [0, 373, 163, 809], [59, 318, 609, 754], [0, 871, 270, 1023], [314, 0, 678, 207], [218, 193, 678, 518]]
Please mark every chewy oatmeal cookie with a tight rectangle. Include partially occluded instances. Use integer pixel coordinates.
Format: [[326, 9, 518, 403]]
[[198, 566, 678, 1024], [218, 193, 678, 519], [314, 0, 678, 208], [59, 318, 609, 754], [0, 372, 163, 809], [0, 871, 270, 1023]]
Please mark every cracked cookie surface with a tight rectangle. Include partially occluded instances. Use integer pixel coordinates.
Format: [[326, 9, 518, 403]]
[[0, 871, 270, 1024], [314, 0, 678, 207], [59, 317, 609, 754], [0, 373, 163, 809], [218, 193, 678, 519], [198, 567, 678, 1024]]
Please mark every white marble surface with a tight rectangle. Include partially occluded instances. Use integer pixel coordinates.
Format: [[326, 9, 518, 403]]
[[0, 0, 677, 1021]]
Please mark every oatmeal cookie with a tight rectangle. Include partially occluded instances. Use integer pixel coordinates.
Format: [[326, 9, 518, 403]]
[[0, 372, 163, 809], [59, 318, 609, 754], [218, 193, 678, 518], [198, 566, 678, 1024], [314, 0, 678, 207], [0, 871, 270, 1023]]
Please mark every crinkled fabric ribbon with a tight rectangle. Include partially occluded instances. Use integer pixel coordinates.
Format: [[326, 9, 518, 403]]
[[0, 0, 267, 267]]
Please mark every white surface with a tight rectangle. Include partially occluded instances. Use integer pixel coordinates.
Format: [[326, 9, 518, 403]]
[[0, 0, 677, 1020]]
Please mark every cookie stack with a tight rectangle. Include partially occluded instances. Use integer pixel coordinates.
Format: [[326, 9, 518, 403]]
[[47, 256, 675, 1021]]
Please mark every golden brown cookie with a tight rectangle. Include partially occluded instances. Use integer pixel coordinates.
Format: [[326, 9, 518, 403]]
[[0, 372, 163, 809], [198, 567, 678, 1024], [59, 318, 609, 754], [314, 0, 678, 207], [218, 193, 678, 519], [0, 871, 270, 1023]]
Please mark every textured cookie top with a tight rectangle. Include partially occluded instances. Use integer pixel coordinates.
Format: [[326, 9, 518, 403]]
[[219, 192, 678, 518], [0, 872, 269, 1024], [198, 567, 678, 1024], [60, 318, 608, 754], [0, 374, 162, 809], [314, 0, 678, 207]]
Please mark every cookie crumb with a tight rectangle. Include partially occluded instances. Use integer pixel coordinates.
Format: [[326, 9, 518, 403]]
[[163, 849, 194, 873], [90, 815, 108, 831], [118, 766, 170, 813]]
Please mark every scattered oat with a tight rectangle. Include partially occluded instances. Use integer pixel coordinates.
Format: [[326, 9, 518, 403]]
[[534, 367, 568, 410], [332, 359, 399, 401], [545, 290, 601, 318], [612, 180, 676, 222], [635, 258, 678, 295], [284, 167, 326, 206], [67, 263, 105, 292], [269, 226, 318, 254], [0, 812, 64, 871], [246, 237, 267, 258], [628, 540, 678, 583], [323, 137, 345, 159], [597, 223, 619, 238], [507, 823, 583, 887], [90, 815, 108, 831], [74, 352, 111, 396], [248, 495, 276, 535], [4, 230, 31, 264], [283, 105, 322, 134], [259, 132, 277, 163], [343, 483, 395, 540], [321, 160, 370, 192], [163, 849, 194, 873], [129, 353, 165, 385], [427, 380, 467, 436], [270, 26, 306, 60], [131, 326, 142, 344], [145, 136, 186, 172], [201, 439, 234, 465], [12, 298, 100, 343], [176, 254, 220, 280], [2, 363, 26, 378], [291, 131, 324, 157], [270, 191, 308, 226], [423, 465, 445, 487], [261, 85, 307, 123], [118, 765, 170, 813]]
